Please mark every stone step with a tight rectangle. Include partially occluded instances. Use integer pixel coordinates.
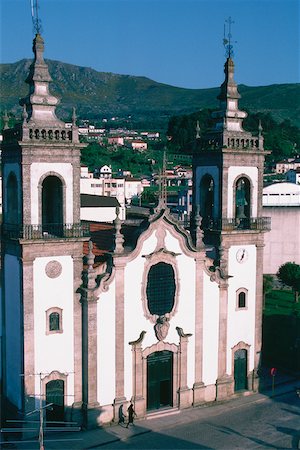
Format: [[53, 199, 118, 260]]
[[146, 407, 180, 420]]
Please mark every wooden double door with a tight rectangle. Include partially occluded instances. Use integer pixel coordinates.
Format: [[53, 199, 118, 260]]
[[147, 351, 173, 411]]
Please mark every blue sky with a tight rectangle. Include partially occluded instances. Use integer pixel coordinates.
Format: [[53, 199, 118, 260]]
[[0, 0, 299, 89]]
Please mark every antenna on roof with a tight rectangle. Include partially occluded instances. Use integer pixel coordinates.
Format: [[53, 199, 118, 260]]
[[30, 0, 42, 34], [223, 16, 236, 58]]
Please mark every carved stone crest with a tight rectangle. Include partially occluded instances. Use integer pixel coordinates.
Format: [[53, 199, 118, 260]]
[[45, 260, 62, 279], [154, 315, 170, 341]]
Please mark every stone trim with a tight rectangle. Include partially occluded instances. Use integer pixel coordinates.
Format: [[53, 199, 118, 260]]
[[236, 288, 248, 310], [142, 342, 179, 413], [37, 171, 67, 225], [231, 341, 251, 388], [231, 173, 254, 219], [41, 370, 68, 407], [141, 250, 180, 324]]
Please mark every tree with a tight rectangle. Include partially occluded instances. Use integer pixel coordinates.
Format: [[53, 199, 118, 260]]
[[277, 262, 300, 303]]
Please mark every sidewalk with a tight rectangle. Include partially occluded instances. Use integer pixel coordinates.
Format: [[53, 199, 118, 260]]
[[2, 372, 299, 449]]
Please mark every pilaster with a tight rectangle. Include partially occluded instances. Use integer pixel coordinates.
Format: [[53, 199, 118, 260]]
[[129, 336, 146, 418], [216, 281, 234, 399], [253, 242, 265, 391], [113, 260, 126, 420], [22, 257, 35, 415], [193, 255, 205, 405], [81, 289, 99, 429], [177, 328, 192, 409]]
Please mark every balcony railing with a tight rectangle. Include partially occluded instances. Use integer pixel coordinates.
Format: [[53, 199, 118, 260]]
[[2, 223, 90, 240], [203, 217, 271, 232]]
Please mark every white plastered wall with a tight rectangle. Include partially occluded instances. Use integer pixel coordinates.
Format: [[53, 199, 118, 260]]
[[97, 225, 198, 405], [30, 163, 73, 223], [226, 245, 257, 374], [202, 271, 219, 385], [97, 283, 116, 406], [33, 256, 75, 403], [227, 166, 258, 218]]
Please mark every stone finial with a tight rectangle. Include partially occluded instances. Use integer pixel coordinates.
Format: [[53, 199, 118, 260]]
[[176, 327, 192, 338], [196, 120, 201, 139], [19, 33, 64, 128], [194, 205, 204, 249], [114, 207, 124, 254], [129, 331, 147, 346], [258, 119, 263, 136], [86, 240, 97, 289], [72, 107, 77, 126], [22, 104, 28, 126], [3, 110, 9, 130]]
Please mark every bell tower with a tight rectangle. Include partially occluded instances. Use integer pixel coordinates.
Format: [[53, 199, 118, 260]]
[[192, 20, 270, 396], [1, 32, 89, 421]]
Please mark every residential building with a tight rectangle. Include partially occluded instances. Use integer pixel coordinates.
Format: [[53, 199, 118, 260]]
[[263, 182, 300, 274], [286, 168, 300, 184]]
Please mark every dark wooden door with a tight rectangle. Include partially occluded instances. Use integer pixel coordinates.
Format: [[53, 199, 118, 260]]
[[234, 349, 248, 391], [46, 379, 64, 424], [147, 351, 173, 411]]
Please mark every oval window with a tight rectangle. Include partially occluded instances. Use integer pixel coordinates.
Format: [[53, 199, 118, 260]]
[[146, 262, 175, 316]]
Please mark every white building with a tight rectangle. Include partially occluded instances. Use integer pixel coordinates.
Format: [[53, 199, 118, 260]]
[[1, 32, 270, 430], [263, 182, 300, 274]]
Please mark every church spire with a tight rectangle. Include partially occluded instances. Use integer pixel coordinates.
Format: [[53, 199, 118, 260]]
[[19, 32, 64, 128], [212, 17, 247, 134]]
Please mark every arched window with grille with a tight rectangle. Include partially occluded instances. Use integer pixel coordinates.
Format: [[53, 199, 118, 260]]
[[46, 307, 63, 334], [236, 288, 248, 309]]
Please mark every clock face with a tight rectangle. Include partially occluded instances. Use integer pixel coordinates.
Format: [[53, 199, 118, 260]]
[[236, 248, 248, 263]]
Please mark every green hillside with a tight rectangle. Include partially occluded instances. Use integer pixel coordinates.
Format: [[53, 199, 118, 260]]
[[0, 59, 299, 127]]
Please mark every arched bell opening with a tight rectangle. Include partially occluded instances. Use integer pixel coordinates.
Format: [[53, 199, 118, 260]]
[[42, 175, 63, 236], [235, 177, 251, 228], [6, 172, 19, 224], [199, 174, 215, 227]]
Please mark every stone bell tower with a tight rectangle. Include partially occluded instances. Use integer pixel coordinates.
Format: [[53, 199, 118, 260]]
[[192, 28, 271, 396], [1, 33, 88, 422]]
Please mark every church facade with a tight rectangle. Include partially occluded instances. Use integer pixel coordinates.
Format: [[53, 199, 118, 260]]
[[1, 33, 270, 428]]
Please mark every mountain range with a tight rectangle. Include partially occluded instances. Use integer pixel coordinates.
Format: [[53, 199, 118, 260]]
[[0, 59, 299, 127]]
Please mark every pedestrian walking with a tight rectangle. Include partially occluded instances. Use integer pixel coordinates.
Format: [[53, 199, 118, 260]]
[[126, 402, 136, 428], [118, 404, 125, 425]]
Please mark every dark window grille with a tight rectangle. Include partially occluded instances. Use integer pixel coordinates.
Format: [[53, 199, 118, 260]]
[[146, 263, 175, 316], [49, 312, 60, 331], [238, 291, 246, 308]]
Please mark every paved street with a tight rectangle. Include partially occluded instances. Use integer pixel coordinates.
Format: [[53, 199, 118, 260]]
[[3, 386, 299, 450], [94, 392, 300, 449]]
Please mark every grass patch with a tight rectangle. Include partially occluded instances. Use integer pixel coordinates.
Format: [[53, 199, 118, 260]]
[[264, 289, 300, 317], [262, 289, 300, 371]]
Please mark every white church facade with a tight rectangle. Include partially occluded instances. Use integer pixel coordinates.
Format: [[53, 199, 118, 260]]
[[1, 32, 270, 428]]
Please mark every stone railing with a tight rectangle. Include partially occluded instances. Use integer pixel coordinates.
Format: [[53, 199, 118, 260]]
[[226, 137, 259, 149], [203, 217, 271, 232], [2, 222, 90, 240], [29, 128, 73, 142]]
